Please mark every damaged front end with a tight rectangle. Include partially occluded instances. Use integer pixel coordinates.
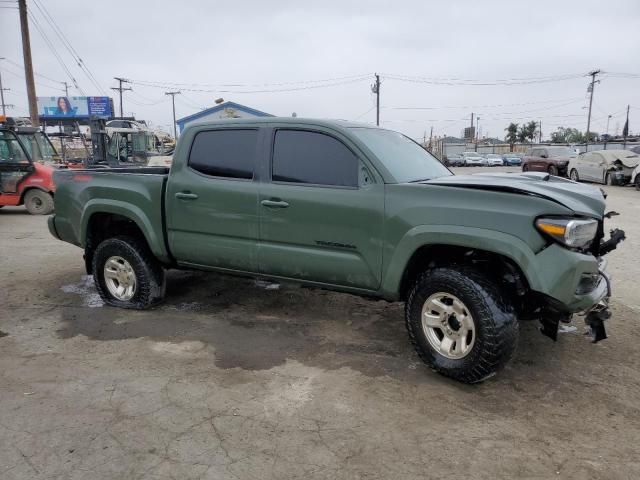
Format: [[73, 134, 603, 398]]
[[538, 220, 625, 343]]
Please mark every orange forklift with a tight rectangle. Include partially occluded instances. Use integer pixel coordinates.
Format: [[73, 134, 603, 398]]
[[0, 116, 56, 215]]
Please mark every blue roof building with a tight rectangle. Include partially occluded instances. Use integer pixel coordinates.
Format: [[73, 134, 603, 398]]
[[176, 101, 273, 133]]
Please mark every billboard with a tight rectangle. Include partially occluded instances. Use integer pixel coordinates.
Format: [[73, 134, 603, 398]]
[[37, 96, 113, 119]]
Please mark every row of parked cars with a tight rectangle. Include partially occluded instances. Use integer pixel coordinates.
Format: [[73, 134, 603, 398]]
[[444, 151, 523, 167], [519, 146, 640, 189]]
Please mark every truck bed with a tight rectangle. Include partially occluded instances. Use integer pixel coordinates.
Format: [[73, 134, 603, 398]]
[[51, 167, 170, 258]]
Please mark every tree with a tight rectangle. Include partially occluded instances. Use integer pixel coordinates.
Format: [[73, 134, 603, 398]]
[[504, 123, 518, 150], [525, 121, 538, 143], [517, 124, 528, 143]]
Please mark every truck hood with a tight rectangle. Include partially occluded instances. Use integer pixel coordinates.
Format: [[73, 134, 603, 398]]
[[425, 172, 606, 218]]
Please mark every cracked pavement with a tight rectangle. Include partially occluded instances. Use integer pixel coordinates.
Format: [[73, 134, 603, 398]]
[[1, 168, 640, 479]]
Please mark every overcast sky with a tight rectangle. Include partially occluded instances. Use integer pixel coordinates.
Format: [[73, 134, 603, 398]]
[[1, 0, 639, 140]]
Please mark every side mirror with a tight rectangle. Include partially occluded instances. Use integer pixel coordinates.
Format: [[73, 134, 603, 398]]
[[540, 154, 548, 159]]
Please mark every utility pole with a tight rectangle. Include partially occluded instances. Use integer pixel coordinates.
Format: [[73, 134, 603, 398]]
[[585, 69, 600, 153], [623, 104, 630, 149], [165, 91, 181, 139], [539, 120, 542, 143], [428, 126, 433, 151], [62, 81, 69, 97], [18, 0, 38, 126], [111, 77, 132, 118], [0, 58, 9, 116], [371, 74, 380, 126], [475, 116, 480, 152], [605, 114, 612, 150]]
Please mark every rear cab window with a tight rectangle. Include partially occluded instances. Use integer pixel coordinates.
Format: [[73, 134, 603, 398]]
[[188, 129, 258, 180]]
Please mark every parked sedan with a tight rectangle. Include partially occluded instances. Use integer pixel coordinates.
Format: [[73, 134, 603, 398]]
[[522, 146, 576, 177], [568, 150, 640, 185], [445, 154, 465, 166], [462, 152, 486, 166], [485, 154, 504, 166], [502, 153, 522, 166]]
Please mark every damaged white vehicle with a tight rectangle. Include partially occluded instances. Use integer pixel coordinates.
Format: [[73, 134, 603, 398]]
[[569, 149, 640, 185]]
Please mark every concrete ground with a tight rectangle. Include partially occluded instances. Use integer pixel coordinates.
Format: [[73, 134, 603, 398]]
[[1, 166, 639, 479]]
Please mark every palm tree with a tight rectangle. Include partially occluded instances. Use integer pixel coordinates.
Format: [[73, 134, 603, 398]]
[[505, 123, 518, 151]]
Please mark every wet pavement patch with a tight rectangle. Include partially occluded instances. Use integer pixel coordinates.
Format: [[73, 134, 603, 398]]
[[54, 270, 434, 381]]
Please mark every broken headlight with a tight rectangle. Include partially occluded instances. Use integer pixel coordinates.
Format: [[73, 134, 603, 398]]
[[535, 217, 599, 249]]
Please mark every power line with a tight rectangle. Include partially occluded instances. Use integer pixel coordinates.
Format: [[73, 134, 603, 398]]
[[26, 8, 84, 95], [1, 64, 65, 91], [387, 97, 585, 111], [31, 0, 106, 95], [382, 72, 585, 86], [3, 57, 64, 84], [127, 75, 371, 94]]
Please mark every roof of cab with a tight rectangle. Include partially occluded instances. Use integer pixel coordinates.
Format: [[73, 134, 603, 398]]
[[183, 117, 379, 131]]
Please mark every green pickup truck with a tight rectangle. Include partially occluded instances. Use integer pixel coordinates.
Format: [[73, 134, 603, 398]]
[[49, 118, 625, 383]]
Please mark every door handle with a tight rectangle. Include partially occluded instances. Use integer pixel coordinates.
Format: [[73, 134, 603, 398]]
[[175, 192, 199, 200], [261, 199, 289, 208]]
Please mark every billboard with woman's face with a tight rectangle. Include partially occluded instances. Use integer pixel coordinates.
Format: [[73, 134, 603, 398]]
[[37, 96, 113, 119]]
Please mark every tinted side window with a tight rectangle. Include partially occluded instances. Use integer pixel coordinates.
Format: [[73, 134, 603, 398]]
[[189, 129, 257, 179], [272, 130, 358, 187]]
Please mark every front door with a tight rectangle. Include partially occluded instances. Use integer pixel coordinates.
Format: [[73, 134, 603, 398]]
[[258, 128, 384, 291], [166, 128, 261, 273], [0, 130, 33, 201]]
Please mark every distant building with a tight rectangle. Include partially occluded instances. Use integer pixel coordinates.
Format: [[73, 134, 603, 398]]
[[176, 101, 273, 132]]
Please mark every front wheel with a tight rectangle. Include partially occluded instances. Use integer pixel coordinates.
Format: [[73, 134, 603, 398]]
[[405, 267, 518, 383], [605, 172, 614, 186], [522, 164, 529, 172], [24, 189, 54, 215], [548, 165, 558, 176], [92, 236, 166, 309]]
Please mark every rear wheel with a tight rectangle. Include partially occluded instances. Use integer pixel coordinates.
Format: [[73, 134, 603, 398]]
[[636, 175, 640, 191], [405, 267, 518, 383], [548, 165, 558, 176], [92, 236, 166, 309], [24, 189, 54, 215], [570, 169, 580, 182]]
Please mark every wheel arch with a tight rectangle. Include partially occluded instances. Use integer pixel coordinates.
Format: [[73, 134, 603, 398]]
[[381, 225, 542, 301], [82, 205, 169, 273]]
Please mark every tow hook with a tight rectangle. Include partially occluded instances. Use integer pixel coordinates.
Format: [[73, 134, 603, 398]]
[[585, 300, 610, 343]]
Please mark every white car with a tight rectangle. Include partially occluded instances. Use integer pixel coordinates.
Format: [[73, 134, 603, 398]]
[[485, 154, 504, 166], [632, 164, 640, 190], [568, 149, 640, 185], [462, 152, 486, 166]]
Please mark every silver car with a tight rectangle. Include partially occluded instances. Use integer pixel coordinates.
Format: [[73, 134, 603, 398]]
[[462, 152, 486, 166]]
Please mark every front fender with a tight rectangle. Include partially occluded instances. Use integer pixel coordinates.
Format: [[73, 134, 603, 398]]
[[80, 200, 170, 262], [380, 225, 543, 299]]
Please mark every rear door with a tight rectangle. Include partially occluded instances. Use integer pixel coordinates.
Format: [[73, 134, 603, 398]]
[[258, 127, 384, 290], [166, 127, 261, 272]]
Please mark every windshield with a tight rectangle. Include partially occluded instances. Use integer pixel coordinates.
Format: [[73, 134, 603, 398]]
[[349, 128, 451, 182], [34, 132, 56, 160], [0, 131, 29, 163]]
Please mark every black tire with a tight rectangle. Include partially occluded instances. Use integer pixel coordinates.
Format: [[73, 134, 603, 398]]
[[92, 236, 166, 309], [522, 164, 529, 172], [405, 267, 518, 384], [548, 165, 558, 176], [570, 169, 580, 182], [24, 189, 54, 215], [635, 175, 640, 191]]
